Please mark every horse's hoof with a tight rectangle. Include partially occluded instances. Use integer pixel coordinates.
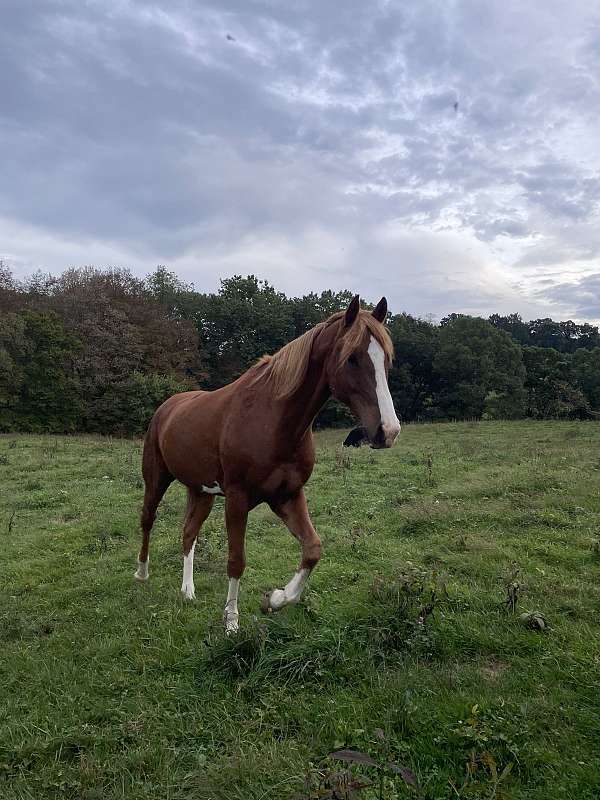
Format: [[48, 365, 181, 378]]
[[260, 592, 274, 614], [134, 560, 149, 581], [223, 611, 239, 635], [261, 589, 286, 613]]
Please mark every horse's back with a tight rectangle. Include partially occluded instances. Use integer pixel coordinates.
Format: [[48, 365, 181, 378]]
[[155, 389, 208, 416]]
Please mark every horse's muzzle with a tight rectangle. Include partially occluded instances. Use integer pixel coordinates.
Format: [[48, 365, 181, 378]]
[[370, 422, 401, 449], [370, 424, 387, 449]]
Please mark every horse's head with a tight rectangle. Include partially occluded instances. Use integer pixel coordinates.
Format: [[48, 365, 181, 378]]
[[327, 295, 401, 449]]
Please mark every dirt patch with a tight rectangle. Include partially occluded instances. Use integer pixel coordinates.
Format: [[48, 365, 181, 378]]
[[481, 657, 509, 681]]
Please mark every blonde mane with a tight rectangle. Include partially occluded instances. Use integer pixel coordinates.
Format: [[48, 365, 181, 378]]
[[254, 310, 394, 399]]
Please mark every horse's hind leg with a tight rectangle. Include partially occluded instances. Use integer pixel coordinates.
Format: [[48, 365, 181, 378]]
[[181, 490, 215, 600], [135, 435, 173, 581]]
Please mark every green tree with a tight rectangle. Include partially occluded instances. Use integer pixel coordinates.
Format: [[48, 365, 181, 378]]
[[523, 347, 590, 418], [0, 312, 28, 429], [144, 265, 200, 321], [572, 348, 600, 411], [0, 311, 82, 432], [488, 313, 531, 346], [528, 318, 600, 353], [434, 315, 526, 419], [35, 268, 202, 431], [91, 372, 189, 436], [289, 289, 355, 337], [195, 275, 295, 388], [0, 262, 24, 314], [387, 313, 439, 420], [5, 261, 600, 433]]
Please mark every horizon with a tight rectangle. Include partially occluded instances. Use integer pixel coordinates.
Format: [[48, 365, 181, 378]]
[[4, 262, 600, 328]]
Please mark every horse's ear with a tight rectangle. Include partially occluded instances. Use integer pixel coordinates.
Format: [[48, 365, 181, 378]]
[[344, 295, 360, 327], [372, 296, 387, 323]]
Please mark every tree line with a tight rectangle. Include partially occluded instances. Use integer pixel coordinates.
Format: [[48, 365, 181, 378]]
[[1, 262, 599, 435]]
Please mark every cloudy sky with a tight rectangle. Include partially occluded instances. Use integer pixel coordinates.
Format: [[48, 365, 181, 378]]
[[2, 1, 600, 321]]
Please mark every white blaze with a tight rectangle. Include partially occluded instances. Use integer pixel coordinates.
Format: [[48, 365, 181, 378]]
[[368, 336, 401, 445], [181, 540, 196, 600]]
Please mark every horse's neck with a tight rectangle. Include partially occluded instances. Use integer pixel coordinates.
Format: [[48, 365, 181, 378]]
[[285, 361, 330, 441], [279, 324, 336, 443]]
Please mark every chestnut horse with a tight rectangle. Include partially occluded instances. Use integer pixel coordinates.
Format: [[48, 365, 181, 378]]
[[134, 295, 400, 632]]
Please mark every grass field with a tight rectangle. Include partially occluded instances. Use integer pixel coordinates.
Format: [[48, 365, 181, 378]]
[[1, 422, 600, 800]]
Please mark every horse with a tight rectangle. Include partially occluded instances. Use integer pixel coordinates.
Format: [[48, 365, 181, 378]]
[[134, 295, 401, 633]]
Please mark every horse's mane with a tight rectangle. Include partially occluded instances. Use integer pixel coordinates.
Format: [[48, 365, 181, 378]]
[[253, 310, 394, 400]]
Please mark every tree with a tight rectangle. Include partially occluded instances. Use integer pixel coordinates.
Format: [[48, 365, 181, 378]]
[[434, 315, 526, 419], [528, 318, 600, 353], [0, 311, 82, 432], [0, 312, 28, 429], [488, 313, 531, 346], [33, 267, 202, 431], [144, 265, 200, 321], [489, 314, 600, 352], [572, 348, 600, 412], [91, 372, 189, 436], [523, 347, 589, 418], [387, 313, 439, 420], [0, 262, 22, 313], [195, 275, 295, 388], [289, 289, 355, 338], [4, 262, 600, 433]]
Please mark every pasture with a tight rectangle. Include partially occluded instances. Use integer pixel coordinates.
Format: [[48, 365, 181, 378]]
[[1, 422, 599, 799]]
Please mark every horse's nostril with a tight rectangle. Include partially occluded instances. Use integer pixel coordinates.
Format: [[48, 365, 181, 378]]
[[373, 424, 386, 447]]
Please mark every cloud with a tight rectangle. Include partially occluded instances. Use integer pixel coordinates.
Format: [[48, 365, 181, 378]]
[[1, 0, 600, 321], [539, 272, 600, 318]]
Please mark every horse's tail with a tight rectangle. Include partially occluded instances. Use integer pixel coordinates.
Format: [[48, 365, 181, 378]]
[[134, 411, 173, 581]]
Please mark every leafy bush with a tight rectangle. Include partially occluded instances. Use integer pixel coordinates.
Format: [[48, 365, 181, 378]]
[[88, 372, 190, 435]]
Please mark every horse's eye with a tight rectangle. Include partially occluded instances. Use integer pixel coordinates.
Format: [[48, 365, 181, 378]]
[[348, 354, 359, 367]]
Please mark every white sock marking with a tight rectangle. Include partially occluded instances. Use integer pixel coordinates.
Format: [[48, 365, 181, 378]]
[[134, 557, 149, 581], [181, 540, 196, 600], [202, 482, 223, 495], [368, 336, 401, 446], [269, 568, 310, 611], [224, 577, 240, 634]]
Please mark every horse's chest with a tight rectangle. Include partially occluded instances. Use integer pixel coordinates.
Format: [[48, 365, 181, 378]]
[[262, 460, 312, 499]]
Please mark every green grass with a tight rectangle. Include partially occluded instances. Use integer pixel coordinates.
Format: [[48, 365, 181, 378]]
[[1, 422, 600, 799]]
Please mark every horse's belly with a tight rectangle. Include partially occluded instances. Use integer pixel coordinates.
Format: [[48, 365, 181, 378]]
[[164, 447, 222, 492], [158, 394, 224, 491]]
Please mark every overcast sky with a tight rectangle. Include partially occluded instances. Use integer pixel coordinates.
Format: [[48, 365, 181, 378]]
[[2, 1, 600, 321]]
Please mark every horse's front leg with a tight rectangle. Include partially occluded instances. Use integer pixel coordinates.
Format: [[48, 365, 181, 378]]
[[262, 489, 321, 613], [223, 490, 248, 634]]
